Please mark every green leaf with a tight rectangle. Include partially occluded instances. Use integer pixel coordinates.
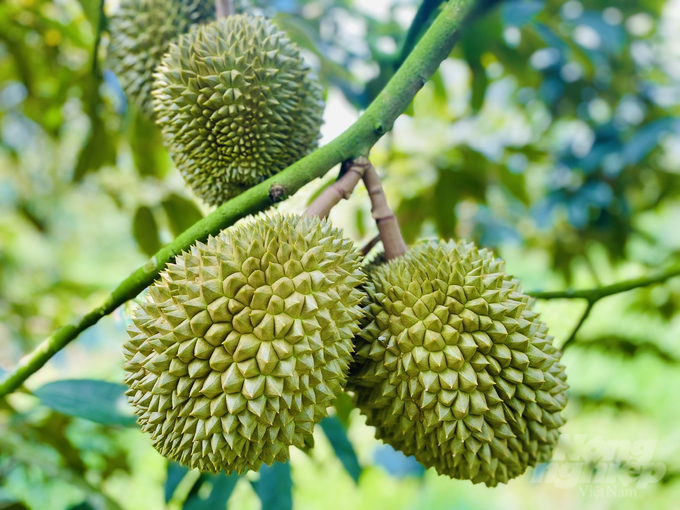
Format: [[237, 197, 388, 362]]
[[162, 193, 204, 238], [332, 393, 354, 428], [34, 380, 136, 427], [129, 109, 170, 178], [183, 473, 240, 510], [133, 206, 162, 257], [320, 416, 362, 483], [253, 462, 292, 510], [165, 462, 190, 503]]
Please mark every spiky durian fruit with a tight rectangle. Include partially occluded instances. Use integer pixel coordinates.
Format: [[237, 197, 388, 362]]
[[349, 240, 568, 487], [153, 15, 325, 206], [123, 213, 365, 473], [107, 0, 214, 117]]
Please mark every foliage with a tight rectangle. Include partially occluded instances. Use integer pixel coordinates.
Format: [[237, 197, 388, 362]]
[[1, 0, 680, 509]]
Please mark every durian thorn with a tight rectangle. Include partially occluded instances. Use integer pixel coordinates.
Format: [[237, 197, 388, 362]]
[[215, 0, 234, 18], [303, 157, 369, 219], [363, 164, 408, 261]]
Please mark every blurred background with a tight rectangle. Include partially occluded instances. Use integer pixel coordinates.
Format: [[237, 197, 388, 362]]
[[1, 0, 680, 508]]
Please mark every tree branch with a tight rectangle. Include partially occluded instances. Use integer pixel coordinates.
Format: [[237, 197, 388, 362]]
[[0, 0, 489, 397], [528, 265, 680, 301], [561, 300, 595, 351]]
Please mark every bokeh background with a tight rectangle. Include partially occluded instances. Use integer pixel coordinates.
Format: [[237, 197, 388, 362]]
[[1, 0, 680, 508]]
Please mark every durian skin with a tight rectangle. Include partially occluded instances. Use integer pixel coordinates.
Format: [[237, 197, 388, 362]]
[[107, 0, 215, 118], [349, 240, 568, 487], [153, 15, 325, 206], [123, 213, 365, 474]]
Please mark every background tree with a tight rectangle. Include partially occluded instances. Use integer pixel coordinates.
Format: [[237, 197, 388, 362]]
[[0, 0, 679, 508]]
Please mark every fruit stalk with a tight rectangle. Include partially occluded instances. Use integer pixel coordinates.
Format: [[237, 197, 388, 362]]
[[215, 0, 233, 18], [363, 163, 408, 261], [304, 157, 370, 218]]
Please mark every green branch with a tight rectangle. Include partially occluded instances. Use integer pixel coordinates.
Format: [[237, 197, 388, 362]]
[[0, 0, 487, 397], [529, 264, 680, 349], [528, 265, 680, 301]]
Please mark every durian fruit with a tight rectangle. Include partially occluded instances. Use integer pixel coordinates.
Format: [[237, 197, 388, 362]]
[[349, 240, 568, 486], [153, 15, 325, 206], [123, 213, 365, 473], [107, 0, 215, 117]]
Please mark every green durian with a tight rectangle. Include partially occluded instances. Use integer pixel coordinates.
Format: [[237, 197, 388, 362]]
[[153, 15, 325, 206], [107, 0, 215, 117], [123, 213, 365, 474], [349, 240, 568, 487]]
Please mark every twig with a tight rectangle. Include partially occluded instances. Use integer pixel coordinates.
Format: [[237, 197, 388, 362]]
[[303, 158, 369, 218], [561, 300, 595, 351], [528, 265, 680, 301], [362, 164, 408, 261], [0, 0, 492, 397], [215, 0, 233, 18], [361, 234, 381, 256]]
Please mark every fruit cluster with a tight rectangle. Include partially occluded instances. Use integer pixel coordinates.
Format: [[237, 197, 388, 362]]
[[109, 0, 568, 487]]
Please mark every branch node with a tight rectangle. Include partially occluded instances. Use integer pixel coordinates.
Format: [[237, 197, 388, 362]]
[[269, 184, 287, 203]]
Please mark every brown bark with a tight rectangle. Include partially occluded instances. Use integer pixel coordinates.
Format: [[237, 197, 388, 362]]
[[303, 157, 370, 218]]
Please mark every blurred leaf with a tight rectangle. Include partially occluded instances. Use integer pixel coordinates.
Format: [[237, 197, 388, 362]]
[[73, 75, 118, 181], [332, 393, 354, 428], [573, 336, 677, 363], [67, 503, 95, 510], [162, 193, 204, 238], [34, 380, 136, 427], [129, 110, 169, 178], [320, 416, 362, 483], [183, 473, 240, 510], [501, 0, 543, 27], [133, 206, 162, 257], [569, 391, 640, 413], [374, 445, 425, 479], [253, 462, 292, 510], [166, 462, 190, 503], [75, 0, 103, 30], [622, 117, 678, 166]]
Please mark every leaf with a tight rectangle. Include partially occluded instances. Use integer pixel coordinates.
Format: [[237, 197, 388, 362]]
[[133, 206, 162, 257], [320, 417, 362, 483], [129, 109, 170, 178], [162, 193, 204, 238], [183, 473, 240, 510], [165, 462, 190, 503], [34, 380, 136, 427], [75, 0, 103, 29], [332, 392, 354, 429], [501, 0, 543, 27], [253, 462, 292, 510], [374, 445, 425, 479]]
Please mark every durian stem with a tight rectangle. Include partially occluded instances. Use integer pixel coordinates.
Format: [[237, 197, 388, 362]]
[[303, 157, 370, 218], [215, 0, 233, 18], [363, 164, 408, 261], [361, 234, 382, 256], [0, 0, 496, 397]]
